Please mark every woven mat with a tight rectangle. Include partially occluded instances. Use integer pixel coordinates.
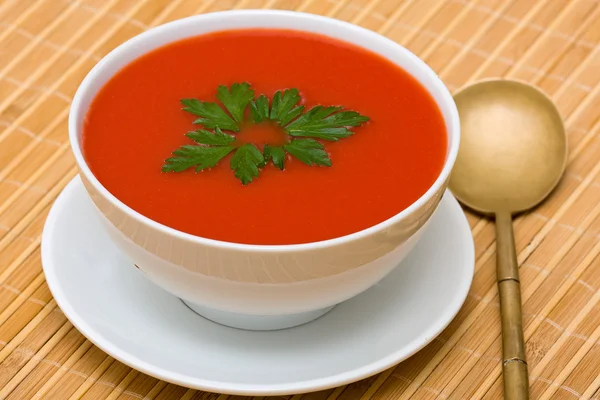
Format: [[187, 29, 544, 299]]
[[1, 0, 599, 399]]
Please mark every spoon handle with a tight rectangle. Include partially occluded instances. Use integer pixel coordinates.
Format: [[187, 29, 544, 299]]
[[495, 211, 529, 400]]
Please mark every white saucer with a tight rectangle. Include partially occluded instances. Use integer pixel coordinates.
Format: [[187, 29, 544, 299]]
[[42, 177, 474, 396]]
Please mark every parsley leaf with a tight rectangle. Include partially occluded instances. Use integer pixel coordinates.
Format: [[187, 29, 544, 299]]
[[285, 106, 370, 141], [181, 98, 239, 132], [186, 127, 235, 146], [162, 145, 234, 173], [250, 94, 269, 123], [166, 83, 369, 184], [230, 143, 264, 185], [264, 145, 286, 170], [284, 139, 331, 167], [270, 88, 305, 126], [216, 82, 254, 124]]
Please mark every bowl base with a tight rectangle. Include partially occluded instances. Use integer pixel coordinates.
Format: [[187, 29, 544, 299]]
[[182, 301, 335, 331]]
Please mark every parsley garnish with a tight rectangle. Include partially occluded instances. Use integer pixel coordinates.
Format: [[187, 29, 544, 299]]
[[163, 83, 369, 184], [162, 127, 235, 173], [217, 83, 255, 124], [268, 88, 305, 126], [283, 139, 331, 167], [230, 143, 264, 185], [263, 145, 286, 170], [286, 106, 368, 141]]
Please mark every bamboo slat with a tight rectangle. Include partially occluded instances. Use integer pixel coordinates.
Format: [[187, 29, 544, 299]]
[[0, 0, 599, 399]]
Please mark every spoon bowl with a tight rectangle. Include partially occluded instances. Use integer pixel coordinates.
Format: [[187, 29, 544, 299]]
[[450, 79, 566, 215]]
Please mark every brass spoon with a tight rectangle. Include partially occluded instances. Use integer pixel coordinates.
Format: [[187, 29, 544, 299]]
[[449, 79, 567, 400]]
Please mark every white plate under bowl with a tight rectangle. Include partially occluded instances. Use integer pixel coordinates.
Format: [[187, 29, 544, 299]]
[[41, 176, 474, 396]]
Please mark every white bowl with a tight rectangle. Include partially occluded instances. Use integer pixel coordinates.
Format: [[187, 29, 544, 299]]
[[69, 10, 460, 330]]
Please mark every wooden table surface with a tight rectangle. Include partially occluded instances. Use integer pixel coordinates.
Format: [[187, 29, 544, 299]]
[[1, 0, 600, 399]]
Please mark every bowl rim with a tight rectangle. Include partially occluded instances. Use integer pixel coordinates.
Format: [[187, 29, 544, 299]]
[[69, 9, 461, 252]]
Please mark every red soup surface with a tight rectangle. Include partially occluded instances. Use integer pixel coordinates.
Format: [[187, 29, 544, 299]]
[[83, 29, 447, 245]]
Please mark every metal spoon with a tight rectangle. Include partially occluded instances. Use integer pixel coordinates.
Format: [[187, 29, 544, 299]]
[[449, 79, 567, 400]]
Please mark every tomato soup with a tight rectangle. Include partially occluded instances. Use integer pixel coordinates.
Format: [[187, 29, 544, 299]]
[[83, 29, 447, 245]]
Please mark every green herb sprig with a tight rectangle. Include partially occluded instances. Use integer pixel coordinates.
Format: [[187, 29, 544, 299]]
[[163, 83, 369, 185]]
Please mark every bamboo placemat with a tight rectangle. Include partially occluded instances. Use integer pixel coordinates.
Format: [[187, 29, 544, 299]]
[[0, 0, 599, 398]]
